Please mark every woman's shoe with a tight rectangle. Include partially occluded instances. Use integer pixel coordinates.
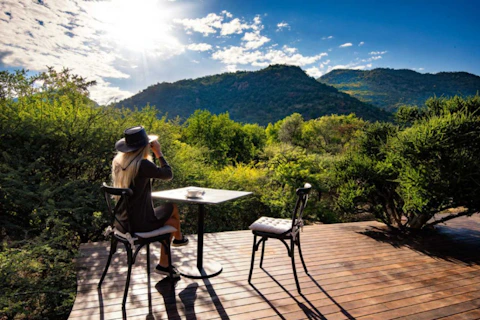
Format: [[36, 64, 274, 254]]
[[172, 236, 189, 247], [155, 264, 180, 278]]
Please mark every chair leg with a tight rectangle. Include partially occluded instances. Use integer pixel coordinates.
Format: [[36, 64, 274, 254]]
[[290, 238, 301, 293], [146, 243, 150, 275], [259, 238, 266, 268], [248, 235, 257, 284], [122, 243, 134, 312], [98, 237, 117, 287], [296, 233, 309, 275]]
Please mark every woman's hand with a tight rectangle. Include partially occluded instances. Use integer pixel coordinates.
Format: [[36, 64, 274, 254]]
[[150, 140, 163, 158]]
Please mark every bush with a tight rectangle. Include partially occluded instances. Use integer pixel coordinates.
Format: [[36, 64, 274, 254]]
[[331, 96, 480, 230]]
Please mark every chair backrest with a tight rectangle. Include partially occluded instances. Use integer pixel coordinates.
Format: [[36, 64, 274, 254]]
[[101, 182, 133, 234], [291, 183, 312, 232]]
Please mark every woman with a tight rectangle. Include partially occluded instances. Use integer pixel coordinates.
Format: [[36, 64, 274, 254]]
[[112, 125, 188, 278]]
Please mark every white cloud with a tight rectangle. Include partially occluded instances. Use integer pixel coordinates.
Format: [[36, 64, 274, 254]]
[[187, 43, 213, 51], [89, 78, 133, 105], [212, 46, 263, 65], [174, 13, 224, 36], [253, 15, 262, 30], [418, 67, 425, 71], [226, 64, 238, 72], [175, 11, 263, 37], [362, 56, 383, 62], [358, 41, 365, 46], [328, 62, 373, 72], [339, 43, 353, 48], [212, 45, 328, 68], [282, 45, 297, 54], [264, 50, 327, 66], [369, 50, 388, 55], [322, 35, 334, 40], [242, 31, 270, 49], [221, 10, 233, 18], [221, 18, 251, 36], [276, 22, 290, 31], [320, 59, 331, 68], [305, 66, 323, 78]]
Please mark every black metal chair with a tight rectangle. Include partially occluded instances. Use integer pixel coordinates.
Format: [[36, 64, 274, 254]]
[[248, 183, 312, 293], [98, 182, 176, 314]]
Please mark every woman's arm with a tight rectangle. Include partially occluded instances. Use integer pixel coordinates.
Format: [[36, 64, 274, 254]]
[[140, 159, 173, 180], [139, 140, 173, 180]]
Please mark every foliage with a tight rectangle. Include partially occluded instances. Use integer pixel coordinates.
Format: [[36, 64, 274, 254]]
[[117, 64, 391, 126], [301, 114, 367, 154], [182, 110, 266, 166], [0, 69, 176, 319], [278, 113, 304, 145], [0, 237, 77, 319], [204, 164, 271, 232], [330, 96, 480, 229], [390, 98, 480, 228], [319, 68, 480, 112]]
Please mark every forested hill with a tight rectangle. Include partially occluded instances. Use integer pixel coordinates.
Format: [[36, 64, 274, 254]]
[[318, 68, 480, 112], [116, 65, 390, 126]]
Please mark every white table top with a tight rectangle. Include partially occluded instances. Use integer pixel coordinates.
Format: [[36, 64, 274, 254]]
[[152, 186, 252, 205]]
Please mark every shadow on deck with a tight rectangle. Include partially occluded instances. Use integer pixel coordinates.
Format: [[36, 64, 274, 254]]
[[69, 215, 480, 320], [361, 215, 480, 266]]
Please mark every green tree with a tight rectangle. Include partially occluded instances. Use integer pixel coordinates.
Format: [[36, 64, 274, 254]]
[[302, 114, 366, 154], [331, 96, 480, 230], [183, 110, 265, 166], [265, 120, 283, 144], [278, 113, 304, 145]]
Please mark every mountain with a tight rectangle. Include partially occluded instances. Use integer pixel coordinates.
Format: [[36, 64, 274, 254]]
[[116, 65, 390, 126], [318, 68, 480, 112]]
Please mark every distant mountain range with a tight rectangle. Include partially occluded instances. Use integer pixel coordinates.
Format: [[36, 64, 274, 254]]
[[318, 68, 480, 112], [116, 65, 390, 126]]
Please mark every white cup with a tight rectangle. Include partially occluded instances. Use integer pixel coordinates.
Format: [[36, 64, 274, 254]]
[[186, 187, 204, 198]]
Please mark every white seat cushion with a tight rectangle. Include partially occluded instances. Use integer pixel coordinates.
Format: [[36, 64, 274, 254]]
[[249, 216, 292, 234], [135, 225, 177, 238]]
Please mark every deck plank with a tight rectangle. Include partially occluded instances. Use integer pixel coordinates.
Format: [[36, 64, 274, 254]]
[[69, 215, 480, 319]]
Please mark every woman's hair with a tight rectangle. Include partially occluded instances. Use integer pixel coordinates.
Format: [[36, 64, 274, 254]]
[[112, 144, 152, 189]]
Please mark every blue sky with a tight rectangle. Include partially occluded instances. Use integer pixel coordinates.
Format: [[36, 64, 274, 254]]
[[0, 0, 478, 104]]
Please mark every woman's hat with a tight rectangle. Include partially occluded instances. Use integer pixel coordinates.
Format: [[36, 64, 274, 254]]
[[115, 126, 158, 153]]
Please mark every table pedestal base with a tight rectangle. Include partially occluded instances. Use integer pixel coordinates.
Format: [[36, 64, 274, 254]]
[[177, 260, 222, 279]]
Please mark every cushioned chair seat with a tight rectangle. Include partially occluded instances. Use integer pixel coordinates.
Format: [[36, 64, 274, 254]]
[[114, 225, 177, 240], [249, 216, 292, 234], [135, 225, 177, 238]]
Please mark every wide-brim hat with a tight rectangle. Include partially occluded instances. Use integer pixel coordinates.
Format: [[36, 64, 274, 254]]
[[115, 126, 158, 153]]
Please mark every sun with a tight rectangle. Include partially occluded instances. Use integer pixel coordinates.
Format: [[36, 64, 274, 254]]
[[94, 0, 180, 54]]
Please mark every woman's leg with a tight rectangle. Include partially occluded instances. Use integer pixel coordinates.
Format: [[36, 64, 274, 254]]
[[154, 203, 182, 240], [168, 204, 182, 240], [170, 204, 183, 240], [159, 204, 183, 267]]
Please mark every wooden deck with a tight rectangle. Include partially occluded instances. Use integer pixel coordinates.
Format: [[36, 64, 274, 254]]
[[70, 215, 480, 319]]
